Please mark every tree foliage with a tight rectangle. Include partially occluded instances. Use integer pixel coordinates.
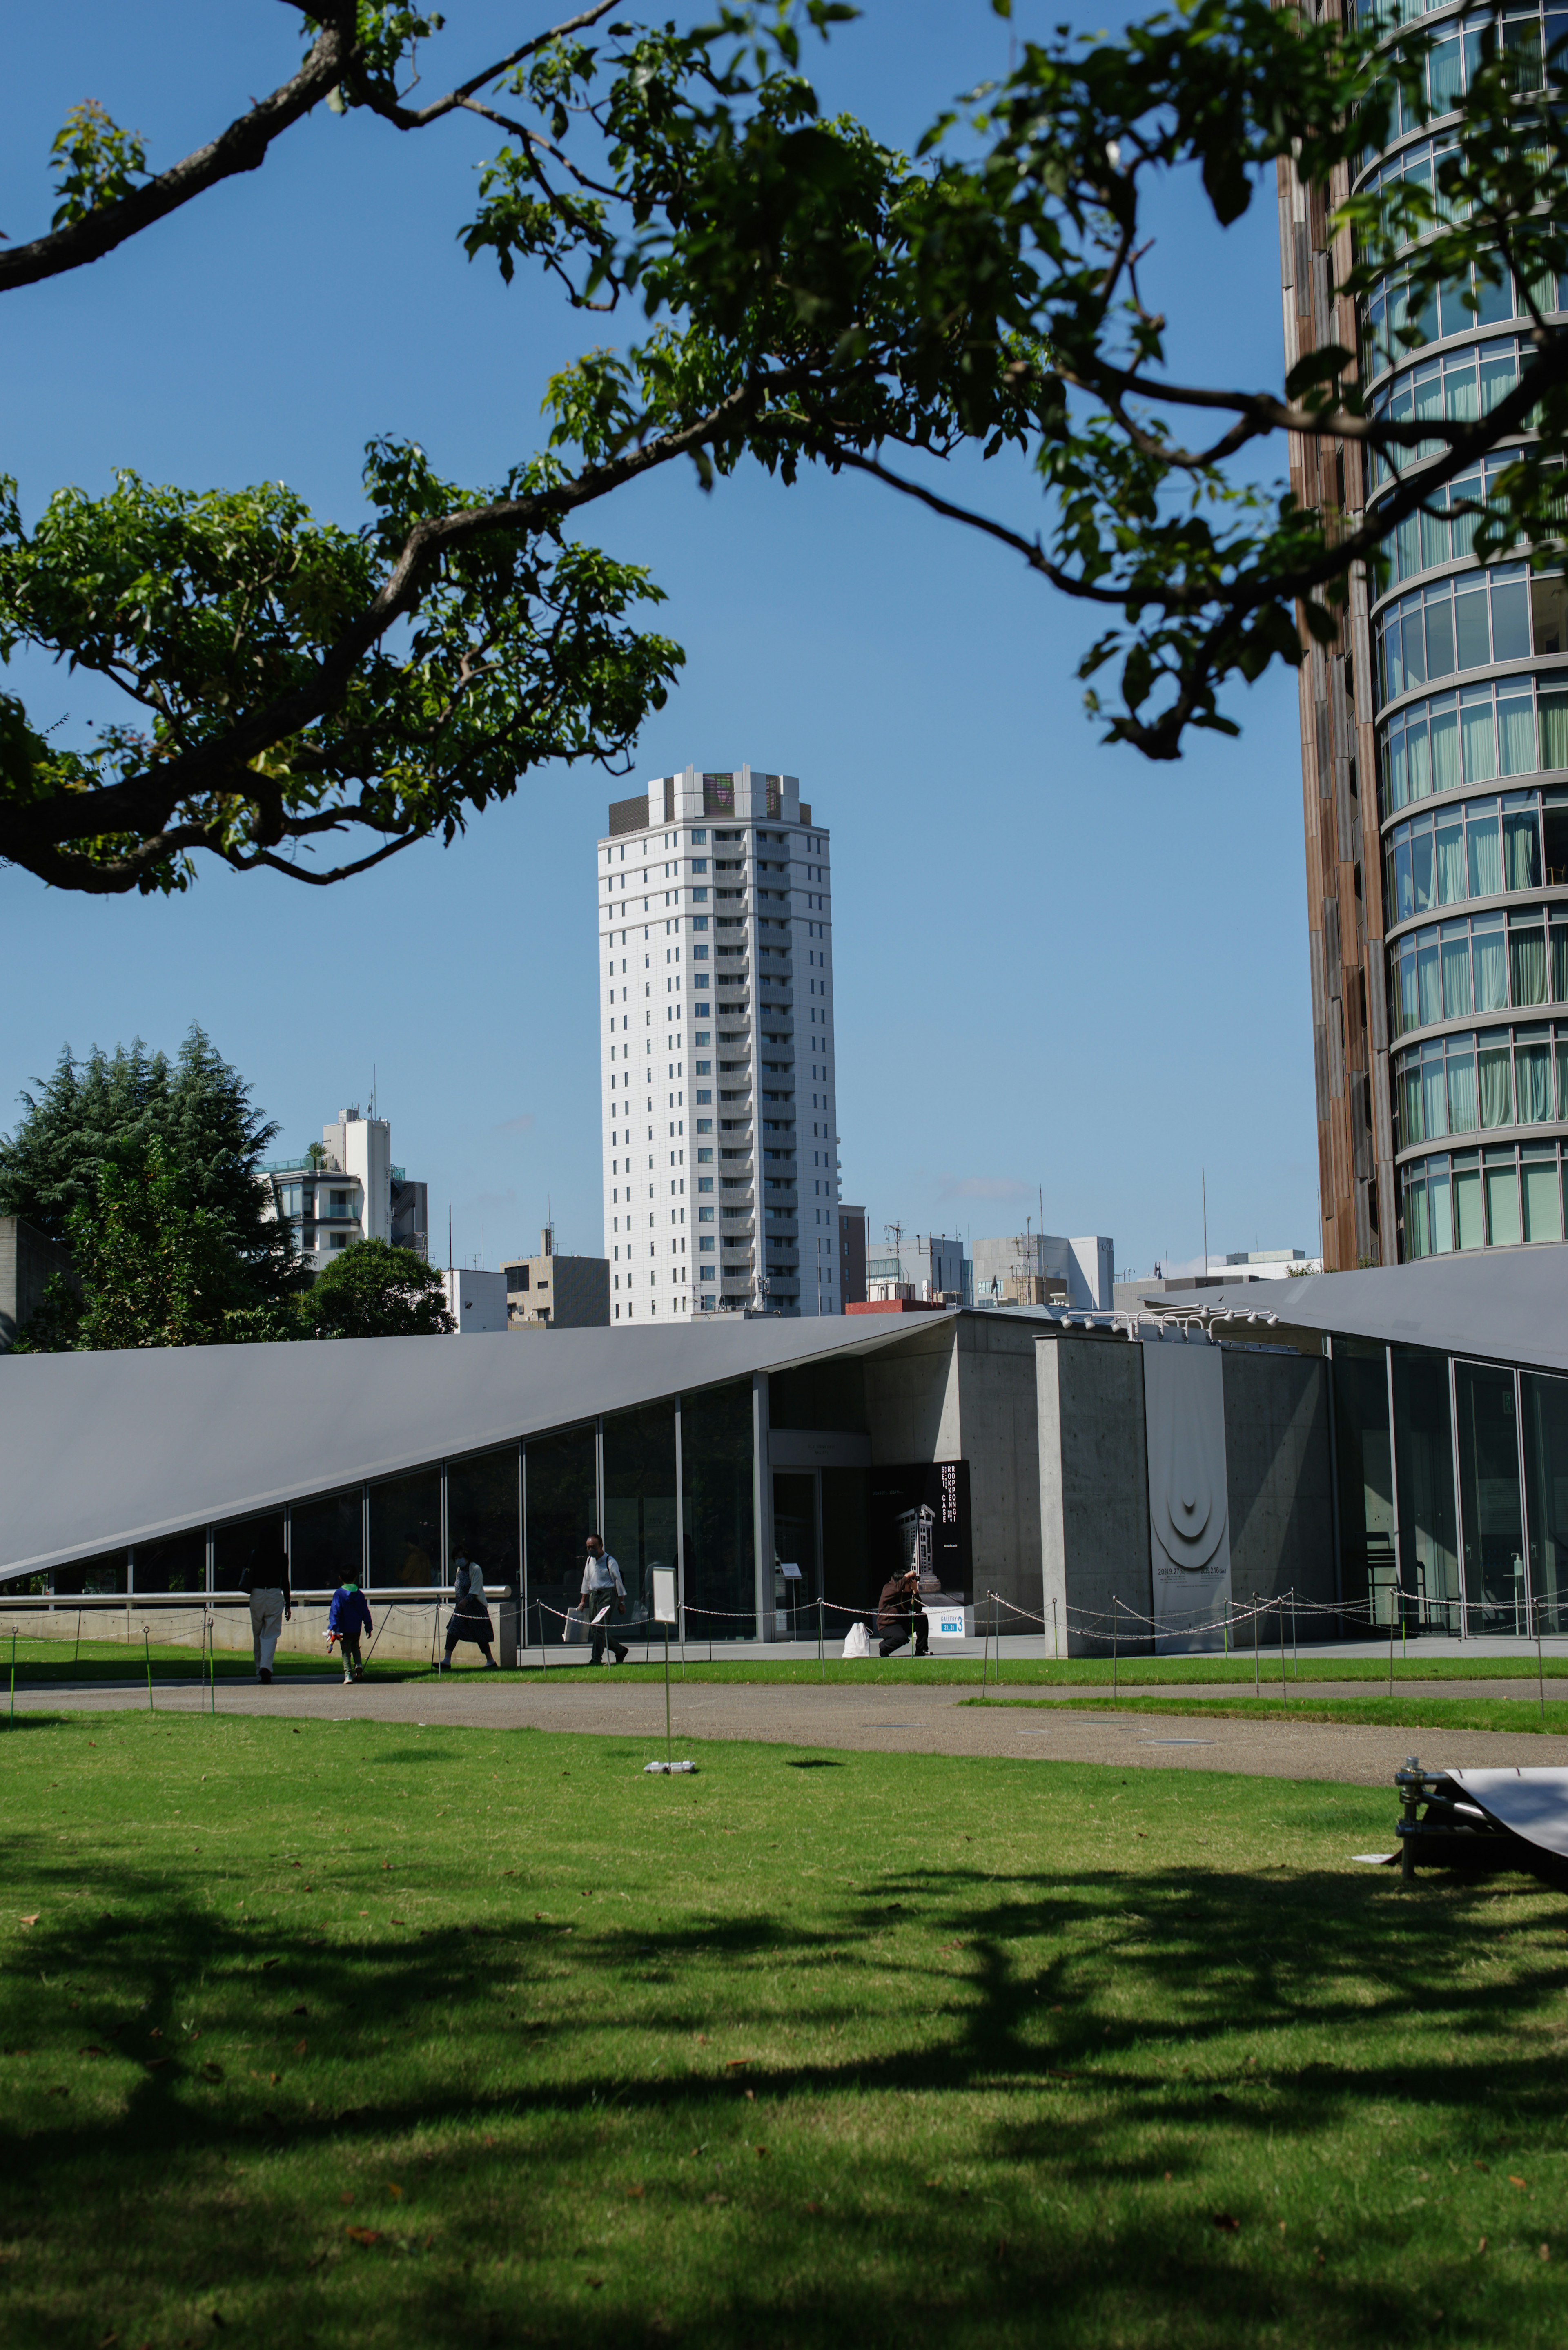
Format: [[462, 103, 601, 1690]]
[[2, 0, 1566, 888], [296, 1235, 456, 1338], [0, 1026, 299, 1296], [15, 1133, 258, 1352]]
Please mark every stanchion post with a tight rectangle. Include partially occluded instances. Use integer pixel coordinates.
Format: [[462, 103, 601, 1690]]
[[1389, 1578, 1396, 1699], [818, 1596, 824, 1683], [1253, 1595, 1259, 1698], [1053, 1596, 1059, 1661], [665, 1620, 673, 1767], [9, 1627, 15, 1725], [144, 1625, 154, 1714], [74, 1608, 82, 1671], [1112, 1596, 1118, 1709], [1537, 1593, 1547, 1726], [1279, 1599, 1287, 1713], [1292, 1587, 1298, 1678]]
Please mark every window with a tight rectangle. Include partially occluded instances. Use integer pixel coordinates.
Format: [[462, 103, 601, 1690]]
[[699, 1235, 715, 1251], [696, 1118, 713, 1132], [698, 1176, 715, 1192], [699, 1205, 714, 1221], [697, 1148, 714, 1162], [692, 887, 709, 902], [690, 829, 708, 845], [330, 1232, 350, 1249], [695, 1089, 712, 1104], [695, 1060, 712, 1075], [700, 1264, 717, 1280]]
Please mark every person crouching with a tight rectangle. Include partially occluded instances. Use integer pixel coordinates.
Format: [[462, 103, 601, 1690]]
[[876, 1565, 929, 1659], [328, 1578, 373, 1683]]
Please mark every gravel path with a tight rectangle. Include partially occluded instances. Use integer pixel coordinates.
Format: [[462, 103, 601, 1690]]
[[19, 1673, 1568, 1786]]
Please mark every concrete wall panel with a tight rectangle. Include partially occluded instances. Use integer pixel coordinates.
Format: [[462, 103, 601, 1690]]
[[954, 1315, 1042, 1617], [1038, 1335, 1151, 1654]]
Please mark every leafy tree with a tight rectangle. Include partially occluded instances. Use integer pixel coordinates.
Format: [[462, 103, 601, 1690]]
[[0, 0, 1565, 883], [0, 1026, 300, 1298], [298, 1236, 457, 1338], [16, 1134, 256, 1351]]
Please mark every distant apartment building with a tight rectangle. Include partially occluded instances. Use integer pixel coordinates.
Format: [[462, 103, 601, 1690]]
[[440, 1268, 508, 1333], [599, 766, 840, 1318], [971, 1231, 1114, 1313], [261, 1107, 428, 1275], [501, 1229, 610, 1328], [838, 1204, 869, 1308], [867, 1232, 969, 1305]]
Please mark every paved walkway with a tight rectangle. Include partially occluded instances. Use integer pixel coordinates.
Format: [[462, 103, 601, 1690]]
[[20, 1674, 1568, 1787]]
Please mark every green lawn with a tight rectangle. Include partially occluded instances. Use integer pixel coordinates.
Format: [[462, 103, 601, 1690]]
[[972, 1692, 1568, 1736], [3, 1718, 1567, 2346], [10, 1635, 1568, 1691]]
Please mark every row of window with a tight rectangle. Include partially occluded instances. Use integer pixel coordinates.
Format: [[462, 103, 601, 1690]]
[[1353, 11, 1568, 158], [1396, 1020, 1568, 1142], [1375, 564, 1565, 707], [1363, 249, 1564, 388], [1379, 671, 1568, 814], [1385, 788, 1562, 918], [1372, 438, 1545, 561], [1401, 1139, 1568, 1255], [1391, 907, 1568, 1034]]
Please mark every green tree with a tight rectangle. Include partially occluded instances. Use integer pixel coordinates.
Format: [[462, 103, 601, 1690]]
[[0, 1026, 300, 1299], [299, 1236, 457, 1338], [20, 1134, 256, 1351], [0, 0, 1565, 877]]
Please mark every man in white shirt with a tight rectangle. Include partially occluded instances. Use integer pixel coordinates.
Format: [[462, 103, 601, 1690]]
[[581, 1534, 629, 1665]]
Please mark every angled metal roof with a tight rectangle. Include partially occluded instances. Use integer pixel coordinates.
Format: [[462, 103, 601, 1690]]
[[0, 1311, 949, 1580], [1198, 1244, 1568, 1376]]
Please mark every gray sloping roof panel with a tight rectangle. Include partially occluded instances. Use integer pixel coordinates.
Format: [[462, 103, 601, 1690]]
[[1199, 1244, 1568, 1376], [0, 1311, 946, 1578]]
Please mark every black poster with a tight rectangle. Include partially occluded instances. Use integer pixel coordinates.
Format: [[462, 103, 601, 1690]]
[[868, 1460, 971, 1599]]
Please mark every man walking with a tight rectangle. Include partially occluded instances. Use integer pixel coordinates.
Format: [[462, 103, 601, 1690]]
[[581, 1534, 628, 1665], [240, 1533, 292, 1683]]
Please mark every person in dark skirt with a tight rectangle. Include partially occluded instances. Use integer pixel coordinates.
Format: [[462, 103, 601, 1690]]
[[439, 1552, 499, 1671]]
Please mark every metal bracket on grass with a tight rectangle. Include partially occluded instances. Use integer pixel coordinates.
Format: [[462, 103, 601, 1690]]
[[643, 1760, 696, 1774]]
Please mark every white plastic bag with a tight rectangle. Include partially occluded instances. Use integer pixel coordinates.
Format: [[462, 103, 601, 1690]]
[[841, 1620, 872, 1659]]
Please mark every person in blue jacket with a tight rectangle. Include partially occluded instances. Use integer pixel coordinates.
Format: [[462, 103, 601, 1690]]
[[327, 1579, 373, 1683]]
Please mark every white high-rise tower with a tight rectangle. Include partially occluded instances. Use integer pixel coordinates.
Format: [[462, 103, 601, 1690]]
[[599, 767, 840, 1319]]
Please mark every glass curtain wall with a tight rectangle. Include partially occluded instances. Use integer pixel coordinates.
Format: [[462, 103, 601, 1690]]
[[1391, 1347, 1461, 1631], [446, 1447, 521, 1594], [1333, 1338, 1397, 1627], [51, 1549, 129, 1597], [523, 1422, 597, 1647], [1455, 1362, 1528, 1633], [1521, 1370, 1568, 1634], [212, 1514, 286, 1595], [602, 1404, 677, 1638], [133, 1532, 208, 1595], [681, 1376, 757, 1639], [290, 1489, 363, 1593], [368, 1472, 442, 1587]]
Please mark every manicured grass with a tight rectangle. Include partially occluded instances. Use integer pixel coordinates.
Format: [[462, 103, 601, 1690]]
[[9, 1635, 1568, 1690], [4, 1719, 1568, 2346], [971, 1692, 1568, 1736]]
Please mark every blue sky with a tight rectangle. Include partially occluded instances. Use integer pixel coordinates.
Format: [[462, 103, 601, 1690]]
[[0, 2, 1318, 1279]]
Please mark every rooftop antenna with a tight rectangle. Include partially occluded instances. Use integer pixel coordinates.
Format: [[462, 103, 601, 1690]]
[[448, 1203, 453, 1278], [1202, 1166, 1209, 1278], [370, 1062, 377, 1119]]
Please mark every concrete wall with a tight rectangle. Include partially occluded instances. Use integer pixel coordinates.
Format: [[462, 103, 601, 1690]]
[[1223, 1349, 1335, 1619], [0, 1597, 519, 1668], [864, 1320, 960, 1463], [953, 1314, 1043, 1620], [1038, 1333, 1152, 1655], [0, 1217, 76, 1351]]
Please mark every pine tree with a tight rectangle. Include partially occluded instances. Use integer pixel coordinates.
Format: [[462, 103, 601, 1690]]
[[0, 1024, 298, 1298]]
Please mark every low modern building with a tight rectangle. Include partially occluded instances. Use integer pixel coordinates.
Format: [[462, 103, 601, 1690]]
[[501, 1230, 610, 1329], [6, 1253, 1563, 1654], [441, 1268, 509, 1333], [867, 1233, 969, 1305], [972, 1232, 1114, 1312], [261, 1107, 428, 1273]]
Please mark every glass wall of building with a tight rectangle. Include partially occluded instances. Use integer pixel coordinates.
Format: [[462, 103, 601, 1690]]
[[1455, 1360, 1528, 1634], [290, 1488, 363, 1592], [133, 1532, 207, 1595], [1522, 1370, 1568, 1634], [523, 1422, 597, 1646], [446, 1447, 521, 1593], [1391, 1346, 1461, 1630], [51, 1548, 129, 1597], [602, 1404, 677, 1632], [213, 1513, 287, 1594], [682, 1376, 757, 1638], [1333, 1338, 1398, 1626], [369, 1470, 442, 1587]]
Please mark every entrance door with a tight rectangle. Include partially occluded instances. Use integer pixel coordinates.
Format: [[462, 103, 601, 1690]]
[[772, 1471, 820, 1638], [1456, 1360, 1528, 1634]]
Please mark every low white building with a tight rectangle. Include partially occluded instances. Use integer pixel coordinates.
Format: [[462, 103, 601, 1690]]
[[441, 1268, 509, 1333], [972, 1231, 1114, 1312], [262, 1107, 428, 1275]]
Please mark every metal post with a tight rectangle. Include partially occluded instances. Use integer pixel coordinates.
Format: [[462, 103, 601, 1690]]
[[1389, 1577, 1397, 1699], [1052, 1596, 1059, 1661], [1254, 1596, 1260, 1698], [74, 1608, 82, 1671], [8, 1628, 14, 1724], [1537, 1593, 1547, 1726], [665, 1621, 673, 1767], [144, 1626, 154, 1714], [1279, 1600, 1287, 1712], [818, 1596, 825, 1683], [1112, 1596, 1118, 1709], [1292, 1587, 1298, 1678]]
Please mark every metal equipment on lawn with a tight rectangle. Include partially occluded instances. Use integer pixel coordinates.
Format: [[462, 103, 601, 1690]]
[[1375, 1757, 1568, 1890]]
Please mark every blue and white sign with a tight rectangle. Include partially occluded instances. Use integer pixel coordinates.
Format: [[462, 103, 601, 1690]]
[[927, 1602, 968, 1642]]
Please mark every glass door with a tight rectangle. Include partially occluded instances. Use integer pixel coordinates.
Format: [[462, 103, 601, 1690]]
[[1455, 1361, 1528, 1634], [772, 1470, 820, 1639], [1521, 1370, 1568, 1635]]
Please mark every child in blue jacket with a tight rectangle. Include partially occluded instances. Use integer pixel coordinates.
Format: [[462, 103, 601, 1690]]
[[327, 1579, 373, 1683]]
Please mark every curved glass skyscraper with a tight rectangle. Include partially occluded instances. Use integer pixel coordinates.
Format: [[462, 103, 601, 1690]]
[[1281, 0, 1568, 1266]]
